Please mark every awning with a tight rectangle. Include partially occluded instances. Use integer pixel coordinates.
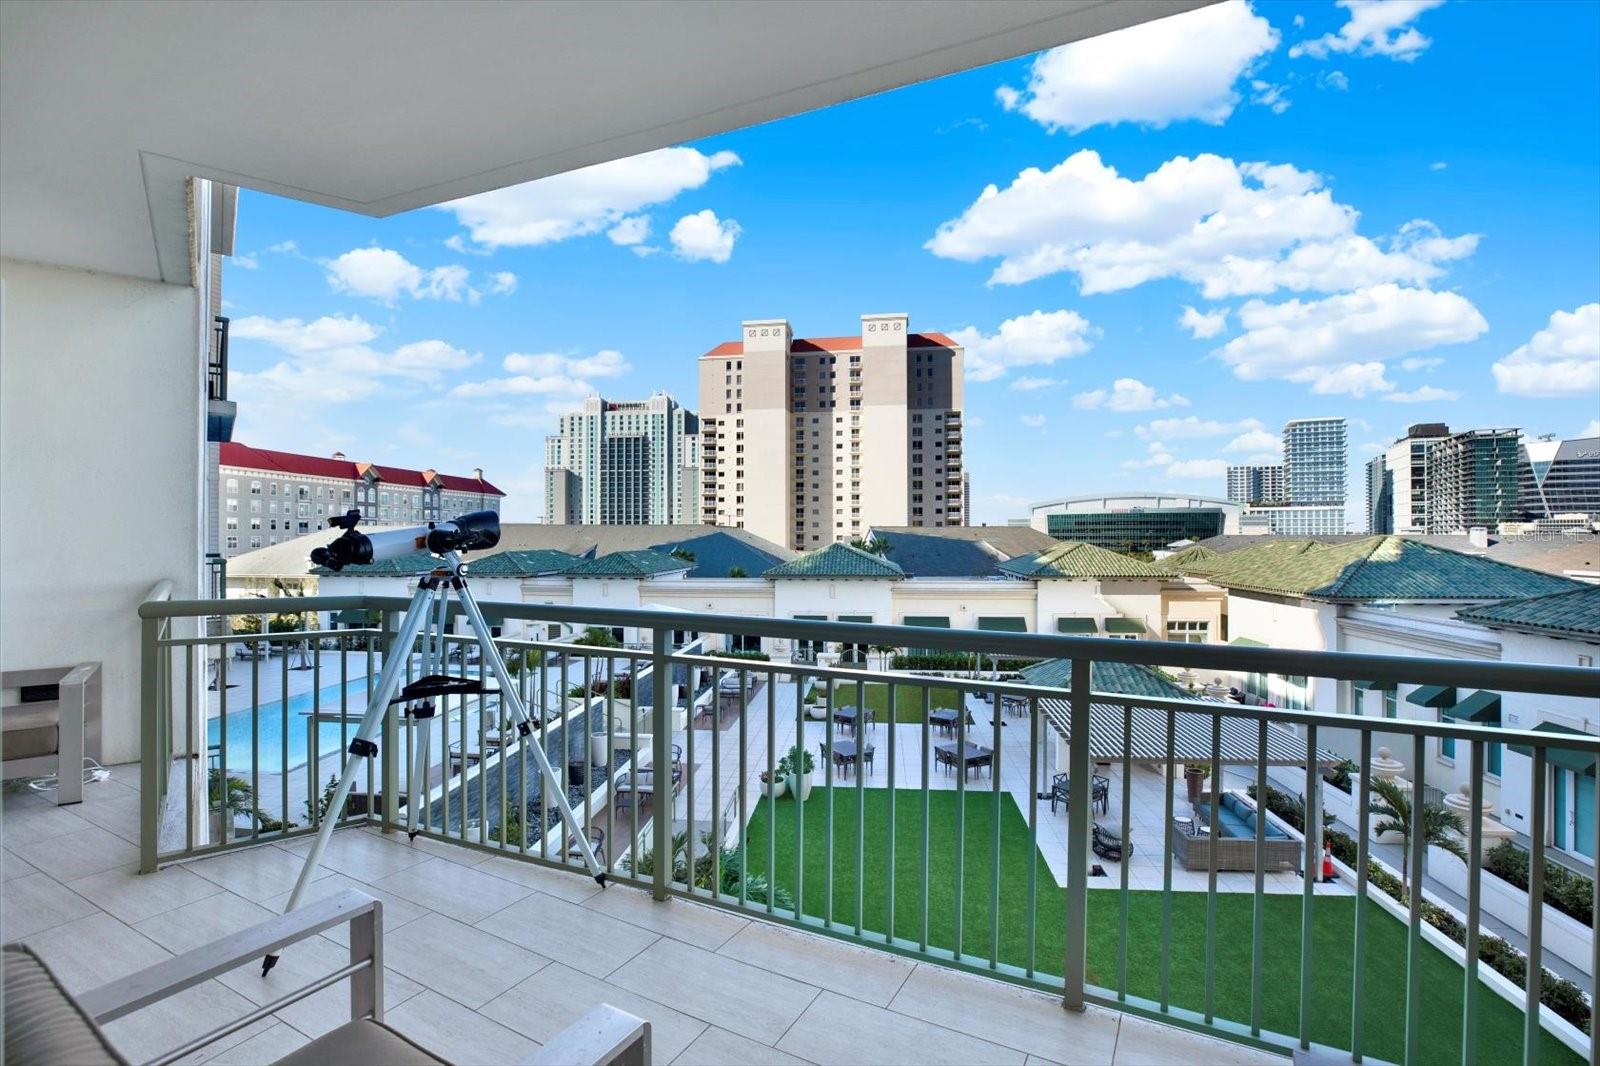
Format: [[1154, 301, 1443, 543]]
[[977, 616, 1028, 632], [1510, 723, 1599, 775], [1041, 698, 1339, 767], [1057, 618, 1098, 634], [1105, 618, 1147, 635], [331, 609, 378, 626], [1352, 679, 1397, 693], [1229, 636, 1266, 647], [1406, 685, 1456, 709], [1441, 690, 1501, 723], [837, 614, 873, 624], [902, 616, 950, 628]]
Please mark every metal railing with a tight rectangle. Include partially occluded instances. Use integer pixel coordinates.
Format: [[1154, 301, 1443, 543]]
[[208, 315, 229, 402], [137, 591, 1600, 1065]]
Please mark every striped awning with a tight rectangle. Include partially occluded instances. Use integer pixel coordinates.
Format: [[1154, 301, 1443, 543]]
[[1041, 698, 1338, 767], [1441, 689, 1501, 723], [1406, 684, 1456, 709]]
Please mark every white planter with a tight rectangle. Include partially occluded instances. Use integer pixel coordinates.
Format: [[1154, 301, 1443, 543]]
[[1428, 845, 1594, 977], [787, 771, 814, 802]]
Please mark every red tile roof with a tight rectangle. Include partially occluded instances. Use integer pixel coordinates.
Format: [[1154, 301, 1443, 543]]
[[219, 443, 504, 496], [701, 332, 958, 359]]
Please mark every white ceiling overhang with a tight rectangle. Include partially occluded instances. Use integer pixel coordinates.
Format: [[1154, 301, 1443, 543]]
[[0, 1, 1207, 284]]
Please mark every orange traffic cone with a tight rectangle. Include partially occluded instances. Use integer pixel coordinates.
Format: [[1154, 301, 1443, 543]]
[[1321, 840, 1336, 883]]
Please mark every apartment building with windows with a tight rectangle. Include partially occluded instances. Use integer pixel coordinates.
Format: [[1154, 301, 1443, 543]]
[[543, 393, 700, 525], [698, 314, 964, 551], [217, 443, 503, 556], [1226, 463, 1285, 506], [1382, 422, 1451, 533], [1365, 454, 1392, 534], [1240, 417, 1347, 535], [1518, 434, 1600, 523], [1425, 427, 1522, 533]]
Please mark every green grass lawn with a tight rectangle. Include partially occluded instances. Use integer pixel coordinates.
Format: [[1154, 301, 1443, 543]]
[[741, 789, 1578, 1065], [828, 680, 962, 723]]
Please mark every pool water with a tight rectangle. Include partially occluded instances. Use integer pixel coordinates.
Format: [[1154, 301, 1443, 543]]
[[207, 677, 376, 773]]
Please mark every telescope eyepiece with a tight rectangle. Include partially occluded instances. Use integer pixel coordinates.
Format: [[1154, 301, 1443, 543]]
[[426, 510, 501, 555]]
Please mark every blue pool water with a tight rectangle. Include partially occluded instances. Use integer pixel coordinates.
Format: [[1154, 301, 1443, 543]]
[[207, 677, 373, 773]]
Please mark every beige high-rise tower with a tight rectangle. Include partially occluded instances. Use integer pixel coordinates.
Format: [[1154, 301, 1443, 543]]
[[698, 314, 964, 550]]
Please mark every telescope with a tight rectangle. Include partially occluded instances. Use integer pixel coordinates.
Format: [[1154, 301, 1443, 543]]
[[310, 509, 501, 572]]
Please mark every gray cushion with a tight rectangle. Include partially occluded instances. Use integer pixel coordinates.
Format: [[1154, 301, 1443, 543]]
[[273, 1019, 447, 1066], [3, 944, 126, 1066], [3, 703, 61, 731], [3, 724, 59, 759]]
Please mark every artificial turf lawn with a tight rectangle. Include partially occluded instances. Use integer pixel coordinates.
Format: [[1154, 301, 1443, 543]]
[[828, 680, 962, 723], [741, 788, 1578, 1066]]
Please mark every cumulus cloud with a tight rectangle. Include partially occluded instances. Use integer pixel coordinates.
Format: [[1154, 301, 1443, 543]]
[[325, 247, 490, 305], [1179, 305, 1229, 339], [669, 209, 741, 263], [1383, 385, 1460, 403], [926, 151, 1477, 297], [230, 314, 478, 404], [1167, 458, 1230, 479], [1224, 428, 1282, 454], [1072, 378, 1189, 412], [488, 271, 518, 295], [1491, 304, 1600, 398], [948, 310, 1097, 382], [1136, 416, 1264, 441], [1118, 440, 1227, 481], [607, 216, 651, 246], [1010, 376, 1061, 392], [1020, 414, 1048, 429], [1218, 284, 1488, 394], [451, 348, 632, 403], [233, 253, 259, 270], [440, 147, 739, 249], [1291, 0, 1444, 62], [996, 2, 1279, 133], [1400, 355, 1444, 371]]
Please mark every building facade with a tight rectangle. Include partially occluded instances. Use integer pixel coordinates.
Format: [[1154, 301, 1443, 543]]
[[1425, 428, 1522, 533], [1238, 504, 1347, 536], [1028, 493, 1241, 553], [1226, 464, 1285, 506], [1365, 454, 1392, 534], [542, 393, 700, 525], [698, 314, 964, 551], [1518, 435, 1600, 522], [1382, 422, 1450, 534], [1284, 417, 1347, 506], [217, 443, 502, 557]]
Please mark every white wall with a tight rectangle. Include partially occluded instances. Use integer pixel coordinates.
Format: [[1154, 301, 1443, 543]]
[[1, 258, 200, 763], [1494, 629, 1600, 836]]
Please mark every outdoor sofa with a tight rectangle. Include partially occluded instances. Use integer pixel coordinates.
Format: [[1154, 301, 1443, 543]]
[[1174, 792, 1302, 872]]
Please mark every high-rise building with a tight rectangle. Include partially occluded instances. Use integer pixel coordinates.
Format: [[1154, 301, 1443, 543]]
[[542, 393, 700, 525], [1384, 422, 1450, 533], [1365, 454, 1393, 534], [698, 314, 964, 550], [1226, 464, 1285, 505], [1518, 435, 1600, 521], [961, 470, 972, 526], [1425, 428, 1522, 533], [217, 443, 502, 557], [1284, 417, 1347, 506]]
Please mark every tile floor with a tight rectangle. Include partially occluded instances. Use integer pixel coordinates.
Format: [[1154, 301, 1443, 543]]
[[3, 766, 1281, 1065]]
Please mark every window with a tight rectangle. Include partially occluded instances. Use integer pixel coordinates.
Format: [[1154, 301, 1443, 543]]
[[1166, 620, 1209, 644], [226, 499, 238, 513], [249, 480, 261, 494], [226, 536, 238, 549], [1382, 689, 1397, 719], [226, 478, 238, 493]]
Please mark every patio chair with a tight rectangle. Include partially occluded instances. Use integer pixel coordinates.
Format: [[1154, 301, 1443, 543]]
[[567, 826, 607, 867], [1, 889, 652, 1065]]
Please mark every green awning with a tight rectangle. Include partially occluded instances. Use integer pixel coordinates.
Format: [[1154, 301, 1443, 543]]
[[902, 616, 949, 628], [1057, 618, 1098, 634], [837, 615, 873, 624], [1105, 618, 1147, 635], [1353, 679, 1397, 693], [332, 609, 378, 626], [792, 614, 826, 621], [977, 616, 1028, 632], [1229, 636, 1266, 647], [1406, 684, 1456, 709], [1511, 723, 1599, 775], [1442, 689, 1501, 723]]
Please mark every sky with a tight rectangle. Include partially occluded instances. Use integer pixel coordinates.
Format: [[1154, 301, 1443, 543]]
[[224, 0, 1600, 526]]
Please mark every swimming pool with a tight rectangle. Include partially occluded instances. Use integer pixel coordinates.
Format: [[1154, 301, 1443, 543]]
[[207, 677, 377, 773]]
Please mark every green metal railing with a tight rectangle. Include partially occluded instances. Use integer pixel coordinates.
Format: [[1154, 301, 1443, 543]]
[[138, 591, 1600, 1065]]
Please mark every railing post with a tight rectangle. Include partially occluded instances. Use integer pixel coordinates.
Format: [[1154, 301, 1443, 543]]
[[1063, 656, 1091, 1011], [139, 616, 162, 873], [380, 609, 400, 833], [651, 626, 671, 901]]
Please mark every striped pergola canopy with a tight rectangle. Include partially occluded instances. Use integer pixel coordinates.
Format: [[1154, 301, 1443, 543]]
[[1040, 698, 1339, 767]]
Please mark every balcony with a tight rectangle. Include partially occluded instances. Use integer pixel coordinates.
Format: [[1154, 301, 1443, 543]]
[[53, 593, 1594, 1065], [206, 315, 236, 444]]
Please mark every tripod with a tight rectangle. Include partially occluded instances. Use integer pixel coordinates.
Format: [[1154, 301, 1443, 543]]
[[264, 552, 605, 974]]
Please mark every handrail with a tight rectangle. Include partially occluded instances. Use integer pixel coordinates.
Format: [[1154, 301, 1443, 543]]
[[137, 594, 1600, 699], [142, 578, 175, 605]]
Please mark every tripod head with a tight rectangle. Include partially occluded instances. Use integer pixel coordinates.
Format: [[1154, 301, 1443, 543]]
[[310, 510, 502, 572]]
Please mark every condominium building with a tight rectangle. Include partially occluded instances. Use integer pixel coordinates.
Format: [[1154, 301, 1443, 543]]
[[1425, 428, 1522, 533], [1226, 464, 1285, 506], [1239, 505, 1347, 537], [1284, 417, 1347, 506], [217, 443, 503, 557], [1383, 422, 1451, 534], [1518, 434, 1600, 522], [543, 393, 700, 525], [698, 314, 964, 550], [1365, 454, 1392, 534]]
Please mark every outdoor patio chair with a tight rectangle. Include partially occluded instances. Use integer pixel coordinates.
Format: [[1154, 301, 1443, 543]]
[[1, 889, 653, 1065], [567, 825, 607, 867]]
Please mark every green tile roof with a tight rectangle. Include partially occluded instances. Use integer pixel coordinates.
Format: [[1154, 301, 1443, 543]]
[[562, 549, 692, 578], [1020, 659, 1192, 700], [1456, 585, 1600, 639], [465, 549, 579, 577], [1148, 543, 1223, 577], [998, 541, 1162, 580], [763, 542, 904, 579], [1201, 536, 1583, 602]]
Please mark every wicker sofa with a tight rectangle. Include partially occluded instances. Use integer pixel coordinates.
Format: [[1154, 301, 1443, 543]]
[[1172, 791, 1302, 872]]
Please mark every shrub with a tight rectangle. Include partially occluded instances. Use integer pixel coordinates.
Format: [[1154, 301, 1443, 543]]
[[706, 648, 770, 661], [1485, 840, 1593, 928], [891, 652, 1037, 671], [574, 628, 622, 648], [1324, 758, 1358, 795]]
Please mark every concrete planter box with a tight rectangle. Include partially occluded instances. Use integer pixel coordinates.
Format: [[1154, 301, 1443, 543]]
[[1428, 845, 1593, 977], [1321, 777, 1359, 826]]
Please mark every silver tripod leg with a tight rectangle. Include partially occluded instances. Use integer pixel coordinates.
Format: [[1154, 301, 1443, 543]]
[[453, 573, 606, 881], [263, 581, 435, 974], [405, 584, 452, 838]]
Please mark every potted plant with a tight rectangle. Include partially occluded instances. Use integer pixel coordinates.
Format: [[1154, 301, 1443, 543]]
[[1183, 762, 1211, 805], [758, 767, 788, 799], [804, 684, 825, 720], [783, 744, 816, 802]]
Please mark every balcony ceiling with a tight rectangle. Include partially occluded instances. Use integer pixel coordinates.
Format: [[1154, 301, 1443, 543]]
[[0, 1, 1206, 284]]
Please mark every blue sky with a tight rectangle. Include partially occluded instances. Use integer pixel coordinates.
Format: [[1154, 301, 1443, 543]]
[[225, 0, 1600, 526]]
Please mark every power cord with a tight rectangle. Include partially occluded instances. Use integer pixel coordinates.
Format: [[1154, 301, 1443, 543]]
[[26, 757, 112, 794]]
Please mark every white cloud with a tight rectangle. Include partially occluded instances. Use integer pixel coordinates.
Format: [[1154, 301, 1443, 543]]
[[996, 1, 1279, 133], [1136, 416, 1264, 440], [1072, 378, 1189, 412], [1400, 355, 1444, 371], [451, 348, 632, 402], [1218, 284, 1488, 394], [1430, 161, 1449, 172], [230, 314, 478, 404], [1320, 69, 1350, 91], [440, 147, 740, 249], [669, 209, 741, 263], [607, 216, 651, 246], [1010, 376, 1061, 392], [1383, 384, 1460, 403], [1491, 303, 1600, 398], [488, 271, 518, 295], [1224, 428, 1281, 454], [1179, 305, 1229, 339], [267, 240, 298, 254], [948, 309, 1097, 382], [1020, 414, 1048, 429], [1581, 420, 1600, 439], [1118, 440, 1227, 481], [1291, 0, 1444, 62], [325, 247, 478, 304], [1250, 80, 1290, 115], [1167, 458, 1229, 479], [232, 253, 259, 270], [927, 151, 1477, 297]]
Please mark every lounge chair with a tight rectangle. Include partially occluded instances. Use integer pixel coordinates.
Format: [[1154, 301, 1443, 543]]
[[2, 889, 651, 1065]]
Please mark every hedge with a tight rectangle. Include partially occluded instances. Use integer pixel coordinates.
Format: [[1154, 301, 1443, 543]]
[[706, 648, 770, 662], [1485, 839, 1593, 928], [891, 652, 1039, 672]]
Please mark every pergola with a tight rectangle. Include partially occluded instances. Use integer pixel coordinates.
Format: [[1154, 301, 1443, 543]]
[[1040, 697, 1341, 767]]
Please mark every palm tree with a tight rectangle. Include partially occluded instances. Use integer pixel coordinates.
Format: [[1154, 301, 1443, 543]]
[[849, 536, 892, 557], [727, 565, 748, 578], [668, 547, 696, 564], [1368, 777, 1467, 895]]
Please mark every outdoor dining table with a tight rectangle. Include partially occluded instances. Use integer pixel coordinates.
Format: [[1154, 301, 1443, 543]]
[[934, 741, 993, 779], [928, 708, 961, 737], [831, 704, 873, 735], [819, 737, 875, 778]]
